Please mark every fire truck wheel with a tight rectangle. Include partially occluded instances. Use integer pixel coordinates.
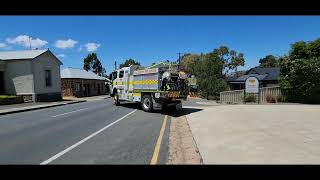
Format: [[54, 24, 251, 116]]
[[113, 93, 120, 106], [141, 94, 153, 112]]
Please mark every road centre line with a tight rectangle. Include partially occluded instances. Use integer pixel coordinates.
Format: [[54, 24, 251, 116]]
[[40, 109, 137, 165], [150, 115, 168, 165], [51, 108, 90, 117]]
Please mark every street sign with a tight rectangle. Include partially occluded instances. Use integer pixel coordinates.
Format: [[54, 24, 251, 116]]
[[245, 76, 259, 93]]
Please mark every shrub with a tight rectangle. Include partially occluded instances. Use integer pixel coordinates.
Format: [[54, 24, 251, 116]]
[[266, 95, 276, 103], [279, 39, 320, 104], [276, 95, 287, 103], [244, 94, 257, 103]]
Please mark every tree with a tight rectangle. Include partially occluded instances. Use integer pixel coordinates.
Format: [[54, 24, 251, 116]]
[[212, 46, 245, 76], [119, 58, 141, 68], [279, 38, 320, 103], [259, 55, 279, 68], [83, 53, 104, 76], [178, 46, 244, 99], [83, 54, 92, 71], [197, 53, 228, 99], [101, 68, 107, 77], [181, 54, 200, 75]]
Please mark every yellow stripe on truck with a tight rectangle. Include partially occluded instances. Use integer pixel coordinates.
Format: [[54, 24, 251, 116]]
[[129, 80, 158, 85]]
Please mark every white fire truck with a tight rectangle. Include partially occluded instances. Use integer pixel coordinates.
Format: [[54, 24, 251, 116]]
[[109, 62, 189, 112]]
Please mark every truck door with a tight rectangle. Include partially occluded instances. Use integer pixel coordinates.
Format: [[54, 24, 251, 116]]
[[124, 68, 129, 94]]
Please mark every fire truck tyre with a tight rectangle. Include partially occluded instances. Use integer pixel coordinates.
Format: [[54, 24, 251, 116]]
[[141, 95, 153, 112], [113, 93, 120, 106]]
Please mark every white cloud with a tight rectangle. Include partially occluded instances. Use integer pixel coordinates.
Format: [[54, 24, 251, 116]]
[[85, 43, 100, 52], [78, 45, 83, 52], [6, 35, 48, 48], [0, 43, 7, 48], [54, 39, 78, 49], [57, 54, 66, 58]]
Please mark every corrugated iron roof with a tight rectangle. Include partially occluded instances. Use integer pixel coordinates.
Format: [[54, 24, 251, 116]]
[[61, 68, 106, 80], [235, 74, 268, 81], [0, 49, 48, 60], [227, 67, 280, 83]]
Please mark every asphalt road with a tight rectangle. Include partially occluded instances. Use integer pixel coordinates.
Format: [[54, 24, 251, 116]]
[[0, 99, 170, 164]]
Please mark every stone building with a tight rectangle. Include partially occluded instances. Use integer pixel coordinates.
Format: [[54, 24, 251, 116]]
[[0, 49, 62, 102], [61, 68, 106, 97]]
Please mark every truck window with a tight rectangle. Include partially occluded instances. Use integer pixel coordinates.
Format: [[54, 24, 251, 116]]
[[119, 71, 124, 78]]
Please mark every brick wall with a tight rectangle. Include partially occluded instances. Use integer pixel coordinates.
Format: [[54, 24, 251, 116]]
[[61, 79, 106, 98]]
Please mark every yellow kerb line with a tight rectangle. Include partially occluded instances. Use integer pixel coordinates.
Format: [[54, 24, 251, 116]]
[[150, 115, 168, 165]]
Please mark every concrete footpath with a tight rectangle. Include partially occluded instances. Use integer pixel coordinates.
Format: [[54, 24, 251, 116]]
[[0, 100, 86, 115], [185, 104, 320, 164]]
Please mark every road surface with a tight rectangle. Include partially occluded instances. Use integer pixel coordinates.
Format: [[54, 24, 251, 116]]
[[0, 99, 170, 164]]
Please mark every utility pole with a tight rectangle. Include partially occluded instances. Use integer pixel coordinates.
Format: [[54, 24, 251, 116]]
[[177, 52, 185, 71], [29, 36, 32, 50]]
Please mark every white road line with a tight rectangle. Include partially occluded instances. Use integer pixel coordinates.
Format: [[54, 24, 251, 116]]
[[51, 108, 90, 117], [40, 109, 137, 165]]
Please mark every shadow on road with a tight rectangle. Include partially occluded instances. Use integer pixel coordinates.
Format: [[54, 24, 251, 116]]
[[118, 102, 203, 117]]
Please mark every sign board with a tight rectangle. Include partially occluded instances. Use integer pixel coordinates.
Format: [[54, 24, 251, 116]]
[[245, 76, 259, 93]]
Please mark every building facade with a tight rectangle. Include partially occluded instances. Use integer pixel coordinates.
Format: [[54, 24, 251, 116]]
[[0, 49, 62, 102], [61, 68, 106, 97], [226, 67, 280, 90]]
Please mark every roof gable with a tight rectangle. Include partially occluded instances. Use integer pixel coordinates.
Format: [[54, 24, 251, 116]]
[[34, 50, 63, 65]]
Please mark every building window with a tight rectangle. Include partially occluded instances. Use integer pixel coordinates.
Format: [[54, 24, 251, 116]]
[[119, 71, 124, 78], [45, 70, 52, 87], [75, 83, 81, 92]]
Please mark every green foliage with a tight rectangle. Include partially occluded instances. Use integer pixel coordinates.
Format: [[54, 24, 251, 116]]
[[259, 55, 279, 68], [266, 95, 276, 103], [101, 68, 107, 77], [244, 94, 257, 103], [180, 46, 244, 98], [212, 46, 245, 75], [279, 38, 320, 104], [276, 95, 287, 103], [119, 58, 141, 68], [180, 54, 200, 75], [83, 53, 104, 76]]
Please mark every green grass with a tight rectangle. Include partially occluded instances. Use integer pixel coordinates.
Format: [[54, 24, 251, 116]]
[[0, 95, 17, 99]]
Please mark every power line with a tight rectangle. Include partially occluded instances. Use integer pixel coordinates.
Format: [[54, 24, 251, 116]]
[[177, 52, 186, 70]]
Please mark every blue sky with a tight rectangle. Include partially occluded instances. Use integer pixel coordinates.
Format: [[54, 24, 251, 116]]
[[1, 16, 320, 74]]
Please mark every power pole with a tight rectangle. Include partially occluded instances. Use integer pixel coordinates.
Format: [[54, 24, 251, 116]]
[[29, 36, 32, 50], [177, 52, 184, 71]]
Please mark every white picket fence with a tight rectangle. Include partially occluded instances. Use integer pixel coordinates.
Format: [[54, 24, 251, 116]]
[[220, 86, 282, 104]]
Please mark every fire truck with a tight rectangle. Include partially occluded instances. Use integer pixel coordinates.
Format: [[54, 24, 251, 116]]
[[109, 62, 189, 112]]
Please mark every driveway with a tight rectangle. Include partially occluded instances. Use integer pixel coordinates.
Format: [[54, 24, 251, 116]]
[[185, 102, 320, 164]]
